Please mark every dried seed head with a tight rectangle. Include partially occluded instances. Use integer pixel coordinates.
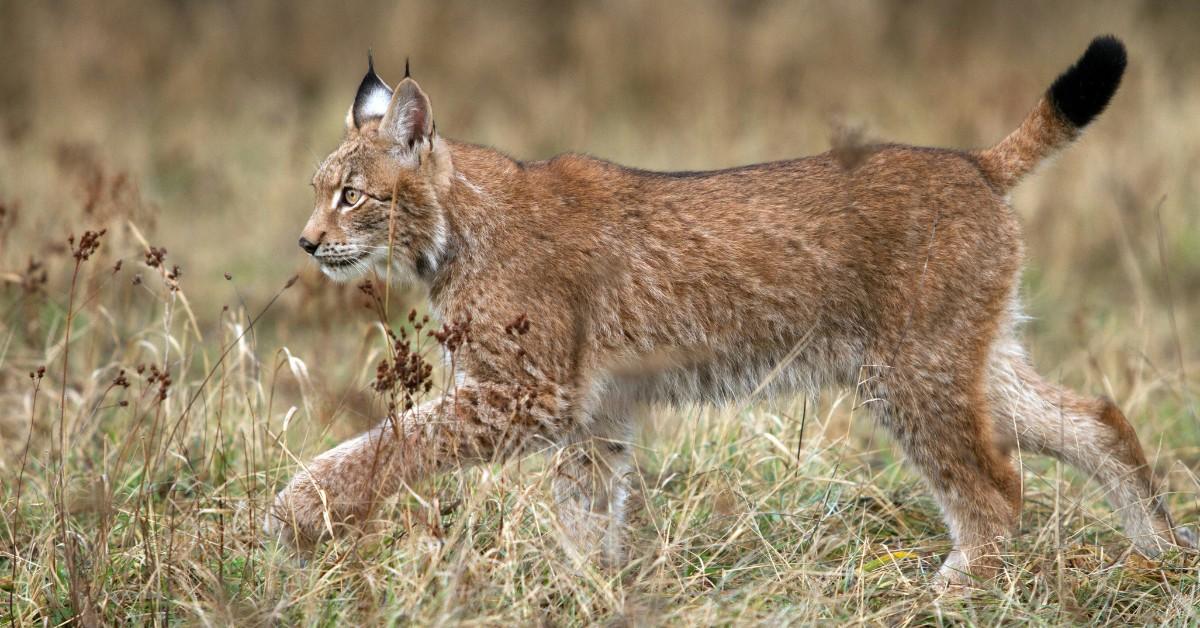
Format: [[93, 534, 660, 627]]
[[434, 315, 473, 352], [71, 228, 106, 261], [20, 258, 48, 295], [166, 264, 183, 291], [144, 245, 167, 268], [505, 313, 531, 336]]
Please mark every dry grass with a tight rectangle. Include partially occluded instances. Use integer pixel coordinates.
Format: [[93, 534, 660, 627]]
[[1, 1, 1198, 624]]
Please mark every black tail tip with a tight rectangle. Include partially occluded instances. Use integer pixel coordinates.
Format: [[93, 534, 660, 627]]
[[1048, 35, 1127, 128]]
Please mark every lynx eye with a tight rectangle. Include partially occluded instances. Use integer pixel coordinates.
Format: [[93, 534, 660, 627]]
[[340, 187, 363, 207]]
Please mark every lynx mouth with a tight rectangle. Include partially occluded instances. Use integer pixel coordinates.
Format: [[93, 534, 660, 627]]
[[315, 252, 373, 281], [318, 254, 366, 269]]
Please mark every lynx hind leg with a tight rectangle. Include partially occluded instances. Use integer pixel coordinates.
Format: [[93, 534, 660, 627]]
[[549, 437, 633, 567], [867, 364, 1022, 587], [987, 339, 1193, 554]]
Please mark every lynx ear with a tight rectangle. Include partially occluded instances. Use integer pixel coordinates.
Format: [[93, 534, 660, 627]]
[[378, 72, 434, 150], [350, 52, 393, 129]]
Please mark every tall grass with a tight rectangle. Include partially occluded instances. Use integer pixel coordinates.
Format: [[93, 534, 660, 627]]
[[1, 1, 1197, 624]]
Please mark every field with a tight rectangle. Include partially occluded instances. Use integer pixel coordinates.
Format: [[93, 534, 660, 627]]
[[1, 1, 1198, 624]]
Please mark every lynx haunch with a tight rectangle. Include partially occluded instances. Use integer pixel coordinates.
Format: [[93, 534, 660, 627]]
[[268, 37, 1193, 586]]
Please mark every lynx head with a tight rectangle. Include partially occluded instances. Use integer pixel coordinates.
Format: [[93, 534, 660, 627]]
[[300, 56, 452, 283]]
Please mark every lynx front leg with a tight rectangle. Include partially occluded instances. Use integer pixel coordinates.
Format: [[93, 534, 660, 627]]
[[265, 418, 408, 549], [266, 380, 577, 549], [550, 438, 633, 566]]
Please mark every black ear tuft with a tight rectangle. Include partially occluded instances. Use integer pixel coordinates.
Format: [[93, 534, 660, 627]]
[[1048, 35, 1127, 128], [404, 57, 411, 79], [352, 51, 393, 128]]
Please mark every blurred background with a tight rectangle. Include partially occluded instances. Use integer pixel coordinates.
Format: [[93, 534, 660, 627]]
[[1, 1, 1198, 623], [2, 0, 1198, 451]]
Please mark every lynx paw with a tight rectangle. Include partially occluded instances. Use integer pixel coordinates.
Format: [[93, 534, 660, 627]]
[[932, 550, 974, 593]]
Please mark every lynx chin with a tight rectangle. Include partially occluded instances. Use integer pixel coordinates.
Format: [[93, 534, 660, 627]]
[[267, 36, 1194, 588]]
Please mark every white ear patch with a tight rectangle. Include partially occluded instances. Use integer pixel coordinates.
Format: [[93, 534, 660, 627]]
[[351, 53, 394, 128], [357, 85, 392, 121]]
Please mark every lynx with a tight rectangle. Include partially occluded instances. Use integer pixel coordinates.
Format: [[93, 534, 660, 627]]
[[267, 37, 1193, 586]]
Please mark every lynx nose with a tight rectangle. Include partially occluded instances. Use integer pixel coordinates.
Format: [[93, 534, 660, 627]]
[[298, 236, 320, 255]]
